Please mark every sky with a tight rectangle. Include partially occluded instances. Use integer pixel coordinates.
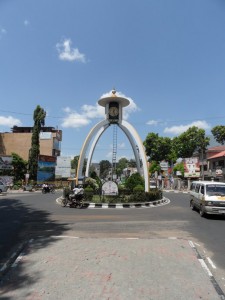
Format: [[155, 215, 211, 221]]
[[1, 0, 225, 163]]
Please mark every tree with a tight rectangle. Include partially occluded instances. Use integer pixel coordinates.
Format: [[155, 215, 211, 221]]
[[143, 133, 173, 162], [71, 155, 79, 170], [173, 126, 210, 158], [99, 160, 111, 179], [125, 172, 144, 192], [211, 125, 225, 145], [173, 162, 185, 177], [28, 105, 46, 180], [11, 152, 28, 182], [128, 159, 137, 168], [116, 157, 128, 177], [149, 161, 161, 175]]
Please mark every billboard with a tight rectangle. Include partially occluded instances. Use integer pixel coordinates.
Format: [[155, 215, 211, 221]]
[[0, 156, 13, 170], [39, 132, 52, 140], [55, 157, 71, 178], [184, 157, 200, 178], [37, 155, 56, 182]]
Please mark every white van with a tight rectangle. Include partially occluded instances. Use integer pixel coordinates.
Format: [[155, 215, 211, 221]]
[[190, 180, 225, 217]]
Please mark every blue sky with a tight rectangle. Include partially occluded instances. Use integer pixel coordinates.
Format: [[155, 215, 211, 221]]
[[1, 0, 225, 163]]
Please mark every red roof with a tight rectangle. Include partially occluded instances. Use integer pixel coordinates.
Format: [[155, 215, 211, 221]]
[[208, 150, 225, 159], [207, 146, 225, 152]]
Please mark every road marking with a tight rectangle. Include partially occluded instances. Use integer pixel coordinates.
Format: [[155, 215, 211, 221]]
[[52, 235, 80, 239], [189, 240, 195, 248], [11, 253, 24, 268], [207, 257, 217, 269], [199, 258, 213, 277]]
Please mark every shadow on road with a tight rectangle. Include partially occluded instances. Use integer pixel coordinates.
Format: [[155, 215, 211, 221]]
[[0, 197, 69, 298]]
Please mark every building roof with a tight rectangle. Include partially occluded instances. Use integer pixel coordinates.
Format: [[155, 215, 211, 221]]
[[208, 150, 225, 160], [206, 145, 225, 152]]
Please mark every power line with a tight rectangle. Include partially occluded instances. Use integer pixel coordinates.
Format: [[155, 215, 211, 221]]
[[0, 109, 225, 125]]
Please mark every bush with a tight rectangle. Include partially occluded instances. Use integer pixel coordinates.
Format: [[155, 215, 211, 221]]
[[126, 189, 162, 203], [84, 186, 94, 202], [133, 184, 145, 192], [125, 173, 144, 192]]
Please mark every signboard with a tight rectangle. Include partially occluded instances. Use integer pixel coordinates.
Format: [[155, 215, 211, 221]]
[[160, 161, 168, 170], [55, 157, 71, 178], [184, 157, 200, 178], [39, 132, 52, 140], [102, 181, 118, 195], [37, 155, 56, 182], [0, 156, 13, 170], [216, 166, 223, 177], [0, 176, 13, 186]]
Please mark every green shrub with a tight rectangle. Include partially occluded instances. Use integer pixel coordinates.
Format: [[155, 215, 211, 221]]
[[128, 191, 146, 203], [126, 189, 162, 203], [84, 186, 94, 202], [133, 184, 145, 192], [124, 173, 144, 192]]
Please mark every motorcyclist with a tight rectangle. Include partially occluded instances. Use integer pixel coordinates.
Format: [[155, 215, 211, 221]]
[[69, 185, 84, 200], [42, 183, 50, 193]]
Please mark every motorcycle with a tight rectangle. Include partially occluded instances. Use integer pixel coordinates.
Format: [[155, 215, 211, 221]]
[[42, 186, 55, 194], [61, 191, 84, 208]]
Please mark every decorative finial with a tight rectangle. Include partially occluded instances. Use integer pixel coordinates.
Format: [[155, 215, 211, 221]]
[[112, 88, 116, 94], [112, 88, 116, 97]]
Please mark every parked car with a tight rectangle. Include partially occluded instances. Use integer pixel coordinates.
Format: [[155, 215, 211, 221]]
[[0, 181, 8, 193]]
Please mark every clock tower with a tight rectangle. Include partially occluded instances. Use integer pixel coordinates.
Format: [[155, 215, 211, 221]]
[[98, 88, 130, 124], [76, 89, 149, 192]]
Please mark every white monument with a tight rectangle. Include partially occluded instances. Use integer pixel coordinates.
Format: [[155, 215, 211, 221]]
[[76, 89, 149, 191]]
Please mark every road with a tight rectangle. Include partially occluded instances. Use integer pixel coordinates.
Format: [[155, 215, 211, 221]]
[[0, 190, 225, 299]]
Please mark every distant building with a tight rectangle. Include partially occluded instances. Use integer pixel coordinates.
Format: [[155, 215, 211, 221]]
[[0, 126, 62, 161]]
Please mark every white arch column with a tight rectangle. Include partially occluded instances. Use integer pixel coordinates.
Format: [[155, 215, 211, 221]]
[[76, 119, 109, 185], [85, 123, 110, 177], [121, 120, 149, 192]]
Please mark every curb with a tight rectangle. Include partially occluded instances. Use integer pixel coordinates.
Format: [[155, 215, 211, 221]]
[[163, 189, 189, 194], [56, 196, 170, 209]]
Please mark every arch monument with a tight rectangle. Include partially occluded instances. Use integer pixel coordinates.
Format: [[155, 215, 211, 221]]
[[76, 90, 149, 192]]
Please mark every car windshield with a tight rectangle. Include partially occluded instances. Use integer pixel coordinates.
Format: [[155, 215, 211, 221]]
[[206, 185, 225, 196]]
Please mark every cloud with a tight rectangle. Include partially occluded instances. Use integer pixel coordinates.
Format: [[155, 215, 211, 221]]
[[146, 119, 161, 126], [106, 151, 113, 159], [61, 90, 139, 129], [0, 116, 22, 127], [24, 20, 30, 26], [56, 38, 86, 62], [0, 27, 7, 39], [61, 108, 91, 128], [118, 142, 125, 148], [164, 120, 211, 135], [61, 104, 104, 128]]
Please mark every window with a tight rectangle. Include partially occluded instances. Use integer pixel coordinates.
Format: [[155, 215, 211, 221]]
[[190, 183, 196, 191], [200, 185, 204, 194], [195, 184, 200, 193]]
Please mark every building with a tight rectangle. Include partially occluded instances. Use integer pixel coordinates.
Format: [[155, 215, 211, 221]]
[[0, 126, 62, 161], [206, 146, 225, 181]]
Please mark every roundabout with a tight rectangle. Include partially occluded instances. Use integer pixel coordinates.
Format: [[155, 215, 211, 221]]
[[55, 195, 170, 209]]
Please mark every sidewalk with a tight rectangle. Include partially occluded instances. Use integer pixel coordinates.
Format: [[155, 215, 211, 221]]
[[0, 237, 223, 300]]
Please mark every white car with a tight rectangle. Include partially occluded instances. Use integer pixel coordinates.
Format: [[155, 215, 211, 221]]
[[0, 181, 8, 193]]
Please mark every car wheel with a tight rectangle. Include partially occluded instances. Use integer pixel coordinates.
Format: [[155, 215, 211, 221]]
[[190, 200, 195, 210], [199, 205, 205, 217]]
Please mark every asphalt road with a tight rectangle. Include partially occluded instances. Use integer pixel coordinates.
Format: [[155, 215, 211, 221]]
[[0, 190, 225, 299]]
